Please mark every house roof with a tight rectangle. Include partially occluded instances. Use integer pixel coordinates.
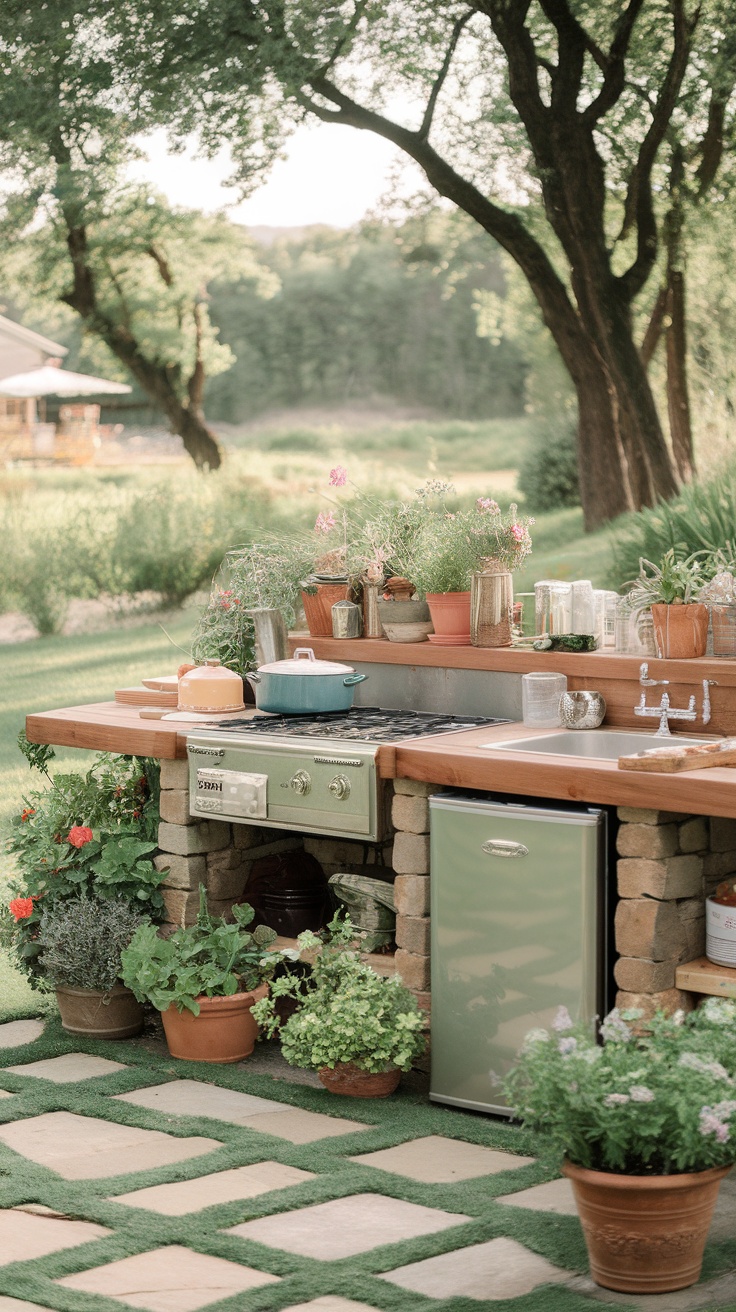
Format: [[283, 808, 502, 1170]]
[[0, 312, 67, 358]]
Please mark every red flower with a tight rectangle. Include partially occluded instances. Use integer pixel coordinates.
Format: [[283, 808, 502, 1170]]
[[9, 897, 35, 921], [20, 807, 35, 822], [132, 809, 140, 819], [67, 825, 94, 848]]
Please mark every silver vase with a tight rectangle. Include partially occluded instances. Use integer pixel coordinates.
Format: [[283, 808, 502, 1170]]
[[470, 569, 513, 648], [362, 581, 384, 638], [246, 608, 288, 666]]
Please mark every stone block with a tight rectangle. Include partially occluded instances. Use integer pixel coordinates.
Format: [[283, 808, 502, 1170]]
[[394, 874, 431, 918], [683, 914, 705, 961], [616, 854, 703, 901], [392, 794, 430, 835], [616, 823, 678, 860], [303, 837, 367, 866], [161, 888, 200, 927], [613, 958, 676, 993], [710, 818, 736, 852], [206, 898, 237, 921], [392, 832, 430, 875], [678, 818, 709, 854], [615, 988, 694, 1020], [411, 990, 432, 1019], [245, 837, 302, 859], [617, 808, 688, 825], [153, 852, 207, 892], [159, 789, 194, 827], [233, 825, 265, 850], [393, 779, 435, 797], [205, 868, 248, 901], [206, 847, 245, 872], [614, 898, 686, 961], [703, 851, 736, 883], [159, 759, 190, 790], [158, 820, 231, 856], [395, 949, 430, 991], [396, 915, 430, 955]]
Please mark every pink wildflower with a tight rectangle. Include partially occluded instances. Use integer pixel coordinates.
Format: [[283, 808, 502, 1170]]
[[315, 511, 336, 534], [510, 524, 525, 542], [329, 465, 348, 487], [477, 497, 500, 513]]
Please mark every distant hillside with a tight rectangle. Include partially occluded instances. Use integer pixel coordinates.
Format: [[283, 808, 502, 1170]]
[[245, 224, 336, 245]]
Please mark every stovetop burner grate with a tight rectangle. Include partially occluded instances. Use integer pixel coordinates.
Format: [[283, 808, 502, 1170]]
[[213, 707, 509, 743]]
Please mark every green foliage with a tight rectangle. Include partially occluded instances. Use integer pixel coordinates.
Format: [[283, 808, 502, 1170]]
[[409, 498, 533, 595], [612, 470, 736, 592], [253, 913, 426, 1075], [504, 1000, 736, 1175], [37, 895, 146, 992], [3, 751, 163, 982], [624, 548, 707, 606], [517, 423, 580, 513], [17, 732, 55, 779], [121, 887, 278, 1015]]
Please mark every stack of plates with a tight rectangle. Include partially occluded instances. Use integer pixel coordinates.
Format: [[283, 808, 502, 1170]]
[[427, 634, 472, 647]]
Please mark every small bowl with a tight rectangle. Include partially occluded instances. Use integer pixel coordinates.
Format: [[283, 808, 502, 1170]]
[[382, 621, 434, 644]]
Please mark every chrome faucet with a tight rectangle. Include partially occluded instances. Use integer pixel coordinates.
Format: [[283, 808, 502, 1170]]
[[634, 663, 718, 736]]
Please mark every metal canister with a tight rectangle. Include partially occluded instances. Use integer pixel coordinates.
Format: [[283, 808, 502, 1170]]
[[362, 581, 384, 638], [332, 600, 363, 639]]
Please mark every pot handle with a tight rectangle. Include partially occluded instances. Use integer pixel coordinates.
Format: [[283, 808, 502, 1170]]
[[293, 647, 316, 661], [245, 672, 261, 685], [343, 673, 367, 686]]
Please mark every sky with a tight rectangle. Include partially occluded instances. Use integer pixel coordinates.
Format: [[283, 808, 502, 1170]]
[[131, 124, 403, 229]]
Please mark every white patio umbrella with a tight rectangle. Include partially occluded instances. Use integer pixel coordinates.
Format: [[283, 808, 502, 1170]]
[[0, 364, 132, 397]]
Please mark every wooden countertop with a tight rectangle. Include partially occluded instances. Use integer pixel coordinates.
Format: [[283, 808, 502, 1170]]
[[24, 702, 736, 818]]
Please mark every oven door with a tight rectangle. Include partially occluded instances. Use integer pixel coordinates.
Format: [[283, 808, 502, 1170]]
[[187, 738, 381, 840]]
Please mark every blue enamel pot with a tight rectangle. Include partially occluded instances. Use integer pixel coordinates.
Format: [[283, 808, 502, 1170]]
[[245, 646, 367, 714]]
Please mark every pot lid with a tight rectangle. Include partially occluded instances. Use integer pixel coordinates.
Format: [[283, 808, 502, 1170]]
[[179, 660, 243, 683], [257, 646, 356, 676]]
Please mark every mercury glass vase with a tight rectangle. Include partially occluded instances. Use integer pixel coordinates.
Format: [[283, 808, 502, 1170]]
[[470, 560, 514, 648]]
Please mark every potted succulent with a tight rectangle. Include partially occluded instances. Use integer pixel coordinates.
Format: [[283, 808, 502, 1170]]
[[626, 549, 709, 658], [504, 1000, 736, 1294], [252, 913, 426, 1096], [36, 895, 146, 1038], [121, 887, 278, 1063]]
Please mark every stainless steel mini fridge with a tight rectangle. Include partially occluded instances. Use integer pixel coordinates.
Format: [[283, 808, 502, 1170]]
[[429, 791, 608, 1116]]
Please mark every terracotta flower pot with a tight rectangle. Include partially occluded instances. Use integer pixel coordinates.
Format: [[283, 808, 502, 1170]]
[[301, 582, 351, 638], [318, 1062, 401, 1097], [161, 983, 268, 1064], [563, 1159, 731, 1293], [425, 591, 471, 639], [651, 603, 708, 659], [55, 985, 143, 1040]]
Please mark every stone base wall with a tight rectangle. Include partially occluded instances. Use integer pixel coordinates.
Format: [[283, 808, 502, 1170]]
[[615, 807, 736, 1018], [155, 761, 433, 1017]]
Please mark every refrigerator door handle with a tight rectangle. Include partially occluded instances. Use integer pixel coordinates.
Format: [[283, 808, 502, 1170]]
[[481, 838, 529, 858]]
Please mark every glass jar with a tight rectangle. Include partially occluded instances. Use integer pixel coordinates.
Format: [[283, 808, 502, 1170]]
[[522, 671, 567, 728]]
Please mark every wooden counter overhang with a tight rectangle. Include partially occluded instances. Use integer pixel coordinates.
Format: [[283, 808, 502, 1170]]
[[25, 703, 736, 820]]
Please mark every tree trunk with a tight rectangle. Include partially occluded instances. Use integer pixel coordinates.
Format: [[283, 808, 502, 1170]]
[[666, 271, 694, 482]]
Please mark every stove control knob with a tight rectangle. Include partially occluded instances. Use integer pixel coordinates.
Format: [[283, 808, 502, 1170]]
[[289, 769, 312, 796], [328, 774, 351, 801]]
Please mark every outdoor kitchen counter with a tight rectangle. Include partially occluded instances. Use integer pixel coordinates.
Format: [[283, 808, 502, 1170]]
[[24, 700, 736, 819]]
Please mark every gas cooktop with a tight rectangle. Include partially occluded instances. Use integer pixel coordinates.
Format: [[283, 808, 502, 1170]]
[[212, 707, 509, 743]]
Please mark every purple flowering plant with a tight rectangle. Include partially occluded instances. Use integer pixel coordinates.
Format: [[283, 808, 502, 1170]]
[[504, 998, 736, 1175]]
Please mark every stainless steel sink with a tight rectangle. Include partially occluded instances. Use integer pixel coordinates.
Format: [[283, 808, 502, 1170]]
[[481, 730, 717, 761]]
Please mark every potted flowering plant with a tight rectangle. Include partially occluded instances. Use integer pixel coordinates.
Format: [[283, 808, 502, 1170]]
[[253, 913, 426, 1096], [468, 499, 534, 647], [504, 1000, 736, 1294]]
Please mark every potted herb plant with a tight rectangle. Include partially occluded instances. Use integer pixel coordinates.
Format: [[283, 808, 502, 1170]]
[[408, 513, 476, 640], [120, 887, 278, 1063], [36, 895, 146, 1038], [504, 1000, 736, 1294], [626, 549, 709, 658], [467, 499, 534, 648], [253, 914, 426, 1096]]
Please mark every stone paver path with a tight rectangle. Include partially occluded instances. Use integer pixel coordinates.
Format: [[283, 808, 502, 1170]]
[[0, 1110, 220, 1179], [57, 1244, 280, 1310], [1, 1017, 736, 1311], [227, 1193, 470, 1258]]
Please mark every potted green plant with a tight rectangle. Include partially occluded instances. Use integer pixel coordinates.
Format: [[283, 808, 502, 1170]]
[[408, 513, 476, 640], [504, 1000, 736, 1294], [120, 887, 278, 1063], [253, 914, 426, 1096], [467, 499, 534, 648], [36, 895, 147, 1038], [626, 549, 709, 658]]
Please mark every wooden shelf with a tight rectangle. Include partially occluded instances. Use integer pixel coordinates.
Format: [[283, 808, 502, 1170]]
[[676, 956, 736, 998]]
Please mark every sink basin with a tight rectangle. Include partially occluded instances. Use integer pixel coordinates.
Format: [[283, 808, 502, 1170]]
[[481, 730, 717, 761]]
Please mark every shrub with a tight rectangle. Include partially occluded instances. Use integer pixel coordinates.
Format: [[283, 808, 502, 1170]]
[[517, 421, 580, 512], [612, 467, 736, 590], [37, 896, 146, 992]]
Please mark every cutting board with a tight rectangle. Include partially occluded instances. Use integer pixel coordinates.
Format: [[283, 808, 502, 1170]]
[[619, 739, 736, 773], [116, 686, 178, 708]]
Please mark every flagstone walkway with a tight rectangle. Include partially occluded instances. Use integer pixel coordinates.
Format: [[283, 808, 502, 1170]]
[[0, 1018, 735, 1312]]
